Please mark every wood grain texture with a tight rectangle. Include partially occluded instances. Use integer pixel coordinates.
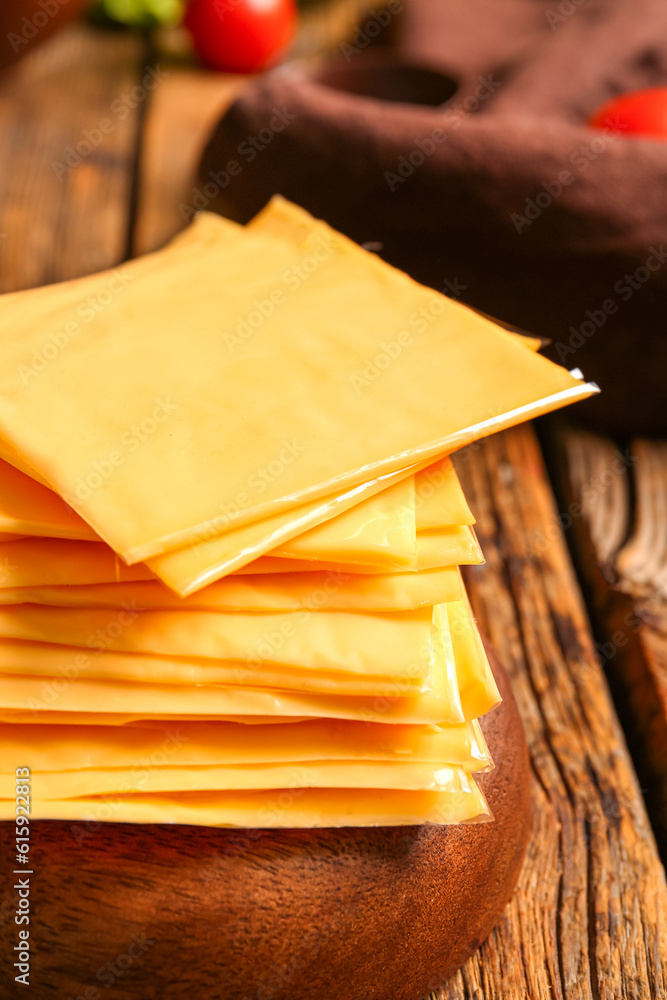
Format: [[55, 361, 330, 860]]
[[445, 426, 667, 1000], [556, 425, 667, 846], [0, 22, 146, 292]]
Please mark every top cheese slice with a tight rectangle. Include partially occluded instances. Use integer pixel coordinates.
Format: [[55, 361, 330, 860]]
[[0, 199, 596, 563]]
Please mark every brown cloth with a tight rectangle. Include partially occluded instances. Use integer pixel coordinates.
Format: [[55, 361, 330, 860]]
[[198, 0, 667, 434]]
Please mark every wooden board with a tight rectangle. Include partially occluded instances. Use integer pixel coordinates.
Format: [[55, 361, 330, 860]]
[[556, 424, 667, 848], [447, 427, 667, 1000], [0, 17, 666, 1000]]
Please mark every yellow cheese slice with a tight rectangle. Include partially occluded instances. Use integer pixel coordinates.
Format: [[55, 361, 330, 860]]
[[0, 784, 490, 827], [0, 198, 596, 564], [0, 565, 463, 611], [0, 538, 155, 588], [0, 529, 478, 589], [0, 437, 51, 486], [0, 717, 490, 770], [0, 711, 314, 725], [415, 456, 474, 529], [24, 760, 482, 798], [277, 474, 416, 567], [145, 462, 425, 595], [0, 459, 95, 539], [438, 599, 500, 720], [0, 605, 436, 680], [0, 599, 497, 725], [244, 525, 483, 574], [1, 453, 421, 573], [414, 525, 483, 570], [0, 451, 472, 585], [0, 638, 429, 697], [0, 452, 471, 594]]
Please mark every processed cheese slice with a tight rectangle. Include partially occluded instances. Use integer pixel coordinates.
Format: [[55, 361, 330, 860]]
[[438, 600, 500, 720], [243, 525, 483, 575], [145, 462, 424, 595], [0, 638, 429, 697], [0, 459, 95, 540], [24, 760, 479, 797], [0, 599, 496, 724], [0, 538, 155, 588], [0, 437, 50, 487], [0, 673, 463, 725], [0, 718, 490, 770], [0, 604, 434, 681], [0, 198, 597, 564], [0, 605, 436, 680], [0, 565, 463, 611], [414, 525, 483, 570], [0, 450, 470, 585], [0, 531, 476, 589], [415, 456, 474, 529], [0, 784, 491, 827], [0, 711, 314, 725], [277, 474, 416, 566]]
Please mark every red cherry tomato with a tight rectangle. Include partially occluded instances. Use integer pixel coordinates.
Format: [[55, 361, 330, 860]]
[[184, 0, 297, 75], [589, 87, 667, 139]]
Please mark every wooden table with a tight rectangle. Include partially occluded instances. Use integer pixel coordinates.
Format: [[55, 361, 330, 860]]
[[0, 17, 666, 1000]]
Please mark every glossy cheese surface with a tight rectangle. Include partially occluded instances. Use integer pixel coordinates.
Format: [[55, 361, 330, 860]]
[[0, 459, 95, 539], [0, 600, 496, 725], [0, 784, 490, 827], [0, 605, 436, 680], [145, 463, 424, 595], [0, 200, 596, 564], [415, 456, 474, 529], [0, 718, 489, 769], [0, 526, 479, 590], [276, 475, 416, 566], [0, 566, 463, 611], [0, 638, 430, 697], [22, 760, 480, 798], [245, 525, 484, 575]]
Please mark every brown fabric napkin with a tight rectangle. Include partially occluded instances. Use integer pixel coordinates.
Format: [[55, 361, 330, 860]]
[[198, 0, 667, 433]]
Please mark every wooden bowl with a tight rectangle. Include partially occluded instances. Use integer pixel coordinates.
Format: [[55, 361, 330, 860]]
[[0, 645, 531, 999]]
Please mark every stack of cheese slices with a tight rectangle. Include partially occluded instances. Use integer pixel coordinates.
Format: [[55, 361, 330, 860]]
[[0, 198, 596, 828]]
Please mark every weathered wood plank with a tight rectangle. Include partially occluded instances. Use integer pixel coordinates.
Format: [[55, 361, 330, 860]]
[[441, 425, 667, 1000], [557, 425, 667, 844], [0, 23, 146, 291]]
